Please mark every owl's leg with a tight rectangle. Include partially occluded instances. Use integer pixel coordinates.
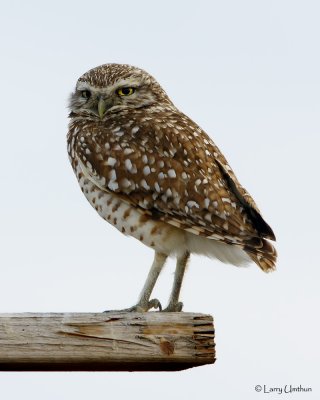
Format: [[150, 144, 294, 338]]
[[162, 251, 190, 312], [128, 251, 167, 312]]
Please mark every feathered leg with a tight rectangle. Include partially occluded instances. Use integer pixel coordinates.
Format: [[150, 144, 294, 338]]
[[133, 252, 168, 311], [163, 251, 190, 312]]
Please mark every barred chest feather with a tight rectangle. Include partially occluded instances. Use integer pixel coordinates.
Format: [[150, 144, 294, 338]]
[[74, 161, 188, 257]]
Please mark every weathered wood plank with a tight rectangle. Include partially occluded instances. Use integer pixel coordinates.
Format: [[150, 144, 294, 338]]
[[0, 312, 215, 371]]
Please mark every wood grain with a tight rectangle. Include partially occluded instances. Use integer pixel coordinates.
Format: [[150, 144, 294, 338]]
[[0, 312, 215, 371]]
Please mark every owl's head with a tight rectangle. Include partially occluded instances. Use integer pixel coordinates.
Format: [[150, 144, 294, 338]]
[[69, 63, 172, 119]]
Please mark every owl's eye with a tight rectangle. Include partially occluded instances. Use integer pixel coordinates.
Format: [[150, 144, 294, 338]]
[[117, 87, 135, 96], [81, 90, 91, 99]]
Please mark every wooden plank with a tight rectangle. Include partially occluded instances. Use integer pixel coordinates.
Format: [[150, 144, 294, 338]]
[[0, 312, 215, 371]]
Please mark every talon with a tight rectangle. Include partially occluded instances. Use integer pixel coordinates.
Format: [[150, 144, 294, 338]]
[[162, 301, 183, 312], [104, 298, 162, 313], [148, 298, 162, 311]]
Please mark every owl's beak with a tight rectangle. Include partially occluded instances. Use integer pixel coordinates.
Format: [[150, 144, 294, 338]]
[[98, 97, 107, 118]]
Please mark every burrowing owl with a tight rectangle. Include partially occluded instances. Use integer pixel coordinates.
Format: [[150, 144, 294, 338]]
[[67, 63, 277, 312]]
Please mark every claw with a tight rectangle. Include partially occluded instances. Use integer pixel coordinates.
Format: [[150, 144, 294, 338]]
[[104, 298, 162, 313], [148, 298, 162, 311], [162, 301, 183, 312]]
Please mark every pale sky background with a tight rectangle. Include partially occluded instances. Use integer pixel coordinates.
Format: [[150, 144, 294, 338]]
[[0, 0, 319, 399]]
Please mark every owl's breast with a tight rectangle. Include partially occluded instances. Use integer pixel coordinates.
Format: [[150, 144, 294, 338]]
[[73, 159, 186, 257]]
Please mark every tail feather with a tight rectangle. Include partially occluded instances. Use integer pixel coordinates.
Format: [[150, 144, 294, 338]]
[[244, 238, 277, 273]]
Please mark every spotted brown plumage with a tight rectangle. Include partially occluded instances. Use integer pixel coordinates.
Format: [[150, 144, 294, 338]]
[[67, 63, 277, 312]]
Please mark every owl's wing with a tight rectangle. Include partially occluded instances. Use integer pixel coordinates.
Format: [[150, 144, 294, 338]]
[[74, 120, 275, 247], [211, 150, 276, 241]]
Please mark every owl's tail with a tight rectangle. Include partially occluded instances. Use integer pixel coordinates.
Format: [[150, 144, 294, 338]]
[[244, 238, 277, 272]]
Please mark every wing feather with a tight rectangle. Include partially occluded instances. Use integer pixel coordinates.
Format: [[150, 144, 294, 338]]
[[72, 111, 275, 251]]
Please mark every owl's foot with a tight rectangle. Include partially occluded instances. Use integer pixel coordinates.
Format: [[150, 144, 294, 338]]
[[125, 298, 162, 312], [162, 301, 183, 312], [104, 298, 162, 313]]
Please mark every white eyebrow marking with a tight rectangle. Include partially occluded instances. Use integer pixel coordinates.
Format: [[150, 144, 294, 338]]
[[76, 81, 96, 91], [113, 78, 141, 88]]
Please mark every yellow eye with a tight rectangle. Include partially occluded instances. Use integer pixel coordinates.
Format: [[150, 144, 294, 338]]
[[81, 90, 91, 99], [117, 87, 135, 96]]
